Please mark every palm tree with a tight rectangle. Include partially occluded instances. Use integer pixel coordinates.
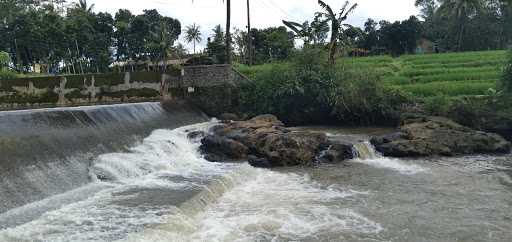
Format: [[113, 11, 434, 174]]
[[75, 0, 94, 13], [436, 0, 483, 51], [185, 23, 202, 54], [317, 0, 358, 65], [225, 0, 232, 64], [191, 0, 231, 63]]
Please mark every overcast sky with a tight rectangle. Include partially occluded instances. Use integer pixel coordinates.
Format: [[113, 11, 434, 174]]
[[88, 0, 419, 51]]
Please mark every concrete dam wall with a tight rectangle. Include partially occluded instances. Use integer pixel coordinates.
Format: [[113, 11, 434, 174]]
[[0, 101, 209, 218], [0, 65, 250, 219]]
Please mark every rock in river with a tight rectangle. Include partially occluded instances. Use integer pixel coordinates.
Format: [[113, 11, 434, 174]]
[[198, 114, 354, 167], [371, 114, 511, 157]]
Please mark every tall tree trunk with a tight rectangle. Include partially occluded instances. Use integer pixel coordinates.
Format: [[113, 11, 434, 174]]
[[328, 20, 339, 65], [457, 16, 465, 52], [457, 23, 465, 51], [226, 0, 232, 64], [247, 0, 252, 65], [193, 41, 196, 54]]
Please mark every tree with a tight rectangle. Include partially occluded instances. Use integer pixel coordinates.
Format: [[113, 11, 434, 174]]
[[207, 25, 227, 63], [225, 0, 232, 64], [172, 42, 188, 58], [74, 0, 94, 13], [379, 16, 423, 56], [191, 0, 231, 62], [114, 9, 134, 61], [311, 13, 329, 45], [250, 27, 294, 64], [282, 20, 313, 45], [361, 18, 379, 52], [233, 28, 248, 62], [436, 0, 483, 51], [0, 51, 10, 70], [185, 23, 202, 54], [317, 0, 358, 65]]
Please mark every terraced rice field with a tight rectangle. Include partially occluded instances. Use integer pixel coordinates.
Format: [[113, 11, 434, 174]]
[[342, 50, 507, 97]]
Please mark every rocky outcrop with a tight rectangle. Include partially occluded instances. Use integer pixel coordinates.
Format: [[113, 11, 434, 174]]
[[371, 114, 511, 157], [199, 115, 354, 167]]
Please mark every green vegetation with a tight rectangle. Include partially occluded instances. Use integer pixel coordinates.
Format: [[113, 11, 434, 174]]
[[239, 50, 507, 99], [501, 48, 512, 95], [0, 51, 17, 80], [237, 49, 510, 126], [237, 48, 409, 125], [347, 50, 506, 97]]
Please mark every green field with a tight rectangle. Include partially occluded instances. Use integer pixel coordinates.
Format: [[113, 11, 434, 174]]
[[237, 50, 507, 98]]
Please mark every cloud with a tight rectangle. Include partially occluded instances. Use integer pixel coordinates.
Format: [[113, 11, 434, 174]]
[[88, 0, 419, 52]]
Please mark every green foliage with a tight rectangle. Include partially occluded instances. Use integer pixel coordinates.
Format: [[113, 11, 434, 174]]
[[206, 25, 227, 64], [240, 48, 332, 124], [0, 70, 19, 80], [0, 2, 181, 74], [316, 0, 358, 65], [500, 48, 512, 94], [239, 47, 410, 125], [423, 95, 453, 115], [0, 52, 10, 69], [238, 49, 507, 125], [185, 23, 202, 54], [378, 16, 423, 56], [250, 27, 295, 64]]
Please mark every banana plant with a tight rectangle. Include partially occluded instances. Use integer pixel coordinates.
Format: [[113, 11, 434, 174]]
[[317, 0, 358, 65], [282, 20, 313, 45]]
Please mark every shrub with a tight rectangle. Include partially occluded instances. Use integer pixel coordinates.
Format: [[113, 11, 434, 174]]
[[500, 48, 512, 95], [240, 47, 412, 126], [0, 70, 18, 80], [330, 68, 411, 125], [0, 51, 10, 69], [240, 47, 333, 125]]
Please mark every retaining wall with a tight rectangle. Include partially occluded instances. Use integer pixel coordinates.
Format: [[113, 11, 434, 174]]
[[0, 64, 248, 113]]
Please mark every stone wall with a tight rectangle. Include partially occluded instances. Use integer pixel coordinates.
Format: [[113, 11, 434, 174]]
[[0, 64, 249, 112]]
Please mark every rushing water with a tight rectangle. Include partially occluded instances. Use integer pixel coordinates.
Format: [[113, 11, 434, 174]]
[[1, 117, 511, 241]]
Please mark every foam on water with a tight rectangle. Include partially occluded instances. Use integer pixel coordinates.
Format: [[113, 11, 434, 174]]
[[0, 121, 242, 241], [124, 170, 382, 242], [352, 142, 427, 175]]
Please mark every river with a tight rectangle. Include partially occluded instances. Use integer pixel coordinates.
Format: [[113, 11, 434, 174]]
[[0, 105, 511, 242]]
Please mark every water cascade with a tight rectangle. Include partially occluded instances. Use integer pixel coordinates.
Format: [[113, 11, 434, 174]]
[[0, 102, 208, 216]]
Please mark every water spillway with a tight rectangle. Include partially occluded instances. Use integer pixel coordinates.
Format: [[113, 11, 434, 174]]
[[1, 116, 511, 241], [0, 102, 208, 215]]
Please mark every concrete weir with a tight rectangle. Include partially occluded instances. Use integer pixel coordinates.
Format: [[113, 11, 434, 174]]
[[0, 101, 208, 215]]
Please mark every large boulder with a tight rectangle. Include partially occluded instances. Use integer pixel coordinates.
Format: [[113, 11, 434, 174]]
[[198, 114, 347, 167], [371, 114, 511, 157], [318, 143, 355, 163], [200, 135, 249, 162]]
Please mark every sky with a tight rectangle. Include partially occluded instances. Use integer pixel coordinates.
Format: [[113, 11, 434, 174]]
[[88, 0, 419, 51]]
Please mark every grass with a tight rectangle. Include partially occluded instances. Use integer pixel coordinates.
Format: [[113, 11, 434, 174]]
[[235, 50, 507, 99], [340, 50, 507, 97]]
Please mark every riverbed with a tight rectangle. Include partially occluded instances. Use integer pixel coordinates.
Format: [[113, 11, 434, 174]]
[[1, 123, 511, 242]]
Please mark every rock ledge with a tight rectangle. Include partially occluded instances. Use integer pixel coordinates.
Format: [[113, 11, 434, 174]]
[[371, 114, 511, 157]]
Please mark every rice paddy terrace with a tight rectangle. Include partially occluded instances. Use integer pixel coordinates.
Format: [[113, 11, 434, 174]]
[[238, 50, 508, 98], [345, 50, 507, 97]]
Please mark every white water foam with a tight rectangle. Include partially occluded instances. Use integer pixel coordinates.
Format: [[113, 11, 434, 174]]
[[352, 142, 427, 175], [2, 122, 384, 242], [0, 121, 241, 242], [124, 170, 382, 242]]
